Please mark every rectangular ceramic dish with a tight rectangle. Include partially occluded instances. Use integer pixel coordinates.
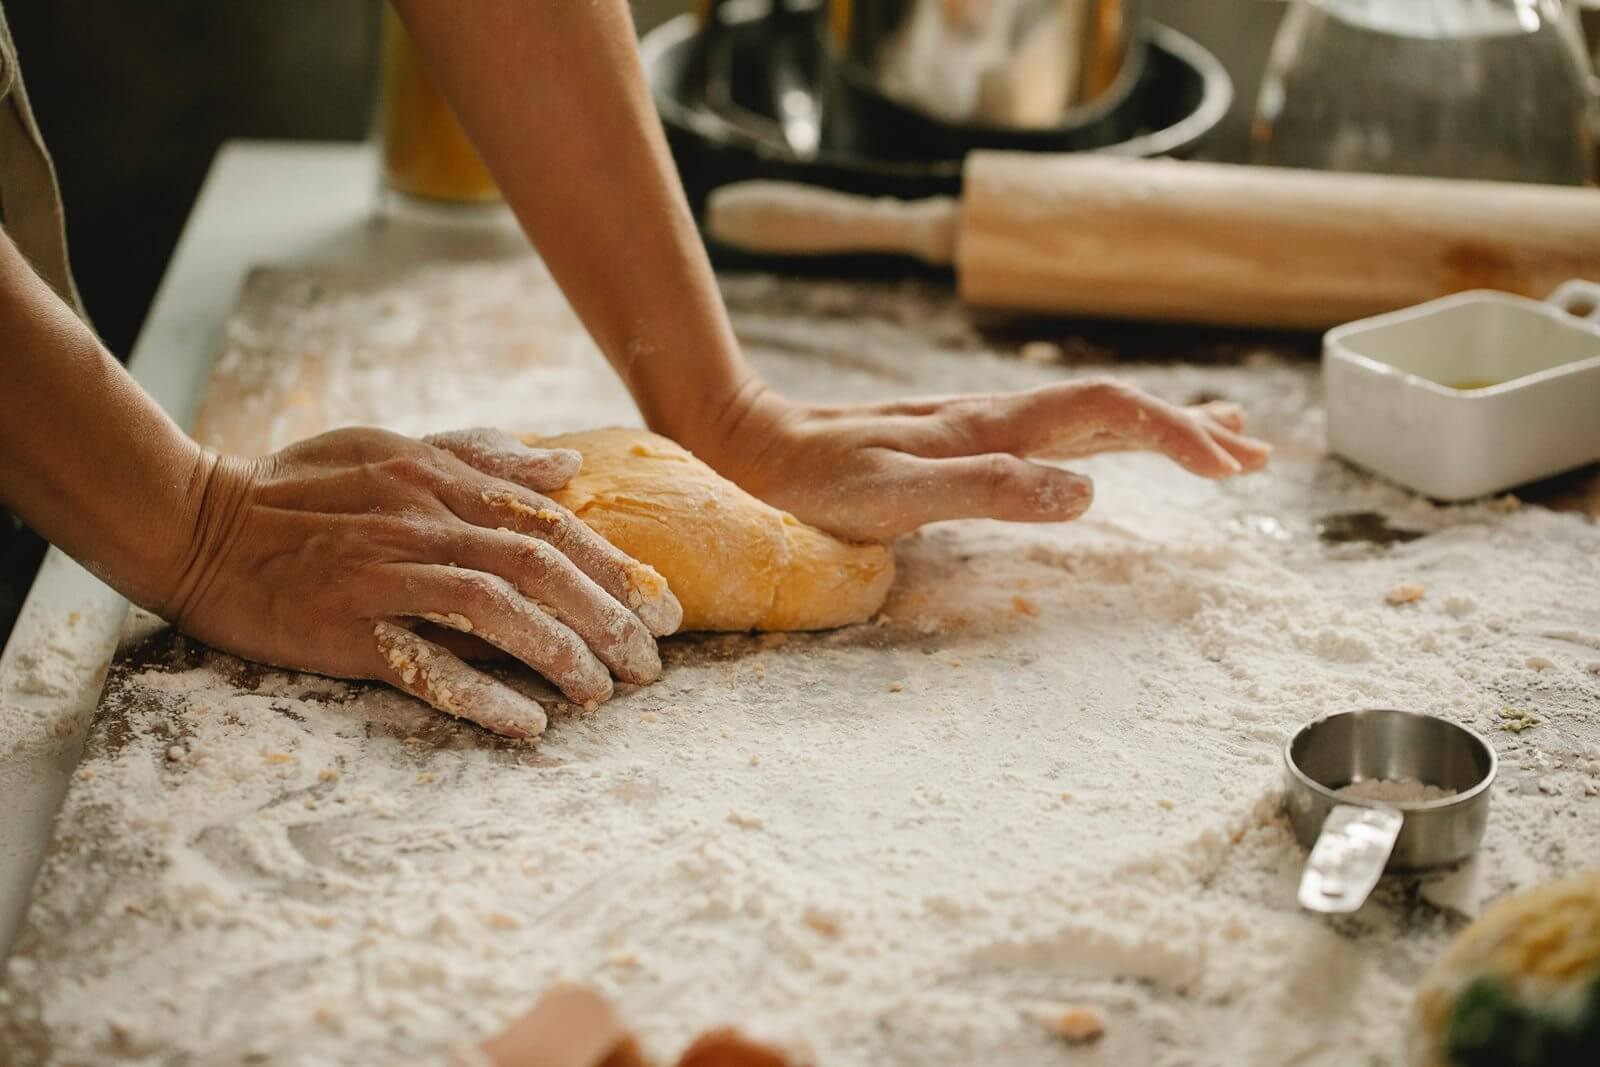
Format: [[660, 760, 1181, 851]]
[[1323, 282, 1600, 501]]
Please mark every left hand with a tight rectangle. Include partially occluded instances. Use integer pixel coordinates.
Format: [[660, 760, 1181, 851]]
[[682, 379, 1271, 542]]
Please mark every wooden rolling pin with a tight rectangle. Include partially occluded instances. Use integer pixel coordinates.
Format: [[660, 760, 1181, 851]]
[[706, 154, 1600, 329]]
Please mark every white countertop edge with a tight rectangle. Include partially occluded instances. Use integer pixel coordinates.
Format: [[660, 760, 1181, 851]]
[[0, 140, 392, 961]]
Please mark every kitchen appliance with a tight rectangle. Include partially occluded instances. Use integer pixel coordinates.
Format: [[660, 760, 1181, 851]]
[[1254, 0, 1598, 185], [648, 2, 1231, 221]]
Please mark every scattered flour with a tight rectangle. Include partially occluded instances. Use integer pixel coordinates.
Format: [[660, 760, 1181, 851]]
[[2, 264, 1598, 1067], [1336, 778, 1457, 805]]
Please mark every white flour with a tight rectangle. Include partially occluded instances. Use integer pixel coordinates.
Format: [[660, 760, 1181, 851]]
[[1336, 779, 1458, 805], [3, 262, 1598, 1067]]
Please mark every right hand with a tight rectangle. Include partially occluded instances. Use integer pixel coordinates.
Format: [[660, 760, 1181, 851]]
[[158, 427, 682, 739]]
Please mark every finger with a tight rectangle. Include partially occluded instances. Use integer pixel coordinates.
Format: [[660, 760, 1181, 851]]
[[424, 428, 582, 492], [372, 621, 548, 739], [895, 382, 1237, 478], [1202, 419, 1272, 471], [436, 526, 661, 685], [871, 452, 1093, 535], [1192, 400, 1244, 433], [1049, 401, 1270, 470], [457, 483, 683, 637], [1011, 383, 1246, 478], [395, 565, 614, 708]]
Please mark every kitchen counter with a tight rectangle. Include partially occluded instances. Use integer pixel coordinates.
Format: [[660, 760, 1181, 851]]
[[2, 141, 1598, 1066]]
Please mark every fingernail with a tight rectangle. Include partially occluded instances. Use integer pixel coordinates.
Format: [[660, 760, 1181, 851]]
[[1042, 472, 1094, 517]]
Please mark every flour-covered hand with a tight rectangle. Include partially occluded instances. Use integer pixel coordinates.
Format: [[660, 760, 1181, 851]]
[[686, 379, 1271, 542], [159, 427, 681, 739]]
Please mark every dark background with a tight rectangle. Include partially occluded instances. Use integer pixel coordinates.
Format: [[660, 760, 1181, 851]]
[[8, 1, 383, 356], [7, 1, 1286, 358]]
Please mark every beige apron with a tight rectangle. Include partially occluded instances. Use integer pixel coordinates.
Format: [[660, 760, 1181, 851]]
[[0, 1, 84, 312]]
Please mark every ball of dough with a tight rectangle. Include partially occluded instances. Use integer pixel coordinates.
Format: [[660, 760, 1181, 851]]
[[524, 428, 894, 633]]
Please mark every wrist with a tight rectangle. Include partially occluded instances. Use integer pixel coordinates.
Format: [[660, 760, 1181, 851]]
[[656, 370, 779, 463], [147, 450, 258, 626]]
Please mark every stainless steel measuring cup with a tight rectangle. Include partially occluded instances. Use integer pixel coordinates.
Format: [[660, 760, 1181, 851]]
[[1283, 708, 1497, 914]]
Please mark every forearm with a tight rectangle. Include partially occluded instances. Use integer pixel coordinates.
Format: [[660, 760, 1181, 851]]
[[392, 0, 758, 448], [0, 227, 207, 611]]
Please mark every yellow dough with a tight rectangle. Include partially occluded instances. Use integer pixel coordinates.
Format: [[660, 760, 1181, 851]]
[[524, 428, 895, 632]]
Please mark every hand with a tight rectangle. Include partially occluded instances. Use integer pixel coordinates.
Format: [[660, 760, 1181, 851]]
[[159, 427, 682, 739], [684, 379, 1272, 542], [477, 986, 803, 1067]]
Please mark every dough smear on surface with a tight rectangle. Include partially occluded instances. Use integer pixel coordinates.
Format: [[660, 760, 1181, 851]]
[[524, 428, 894, 632]]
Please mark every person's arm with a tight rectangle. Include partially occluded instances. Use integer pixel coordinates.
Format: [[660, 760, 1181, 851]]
[[0, 228, 678, 735], [390, 0, 750, 442], [395, 1, 1271, 543], [0, 227, 208, 609]]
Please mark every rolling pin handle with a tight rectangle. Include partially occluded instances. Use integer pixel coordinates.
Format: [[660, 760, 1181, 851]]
[[706, 181, 959, 266]]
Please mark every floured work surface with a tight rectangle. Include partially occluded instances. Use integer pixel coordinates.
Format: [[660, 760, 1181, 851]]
[[3, 261, 1598, 1066]]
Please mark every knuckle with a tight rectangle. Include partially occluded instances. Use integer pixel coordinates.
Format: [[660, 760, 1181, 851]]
[[980, 454, 1017, 498], [378, 450, 444, 488], [512, 534, 562, 573], [1082, 376, 1129, 402], [449, 569, 512, 611]]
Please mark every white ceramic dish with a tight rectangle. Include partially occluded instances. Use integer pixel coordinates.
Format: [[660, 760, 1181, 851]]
[[1323, 281, 1600, 501]]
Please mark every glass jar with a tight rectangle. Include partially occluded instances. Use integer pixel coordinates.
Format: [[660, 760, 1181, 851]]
[[377, 5, 502, 210], [1253, 0, 1597, 185]]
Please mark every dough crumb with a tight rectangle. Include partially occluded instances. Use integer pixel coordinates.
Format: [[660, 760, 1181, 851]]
[[319, 769, 340, 783], [1020, 341, 1064, 365], [1012, 596, 1039, 617], [485, 912, 522, 931], [1487, 495, 1521, 513], [1033, 1004, 1106, 1044], [727, 810, 765, 831], [802, 907, 842, 939], [640, 711, 660, 724], [1525, 655, 1555, 671], [264, 752, 295, 765], [1158, 798, 1175, 810], [75, 768, 94, 782], [1499, 706, 1541, 732], [166, 746, 186, 763], [887, 681, 905, 693], [1385, 583, 1425, 606], [749, 753, 761, 766], [416, 772, 437, 784]]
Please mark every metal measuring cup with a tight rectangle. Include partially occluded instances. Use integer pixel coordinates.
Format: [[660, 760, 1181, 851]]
[[1283, 709, 1497, 914]]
